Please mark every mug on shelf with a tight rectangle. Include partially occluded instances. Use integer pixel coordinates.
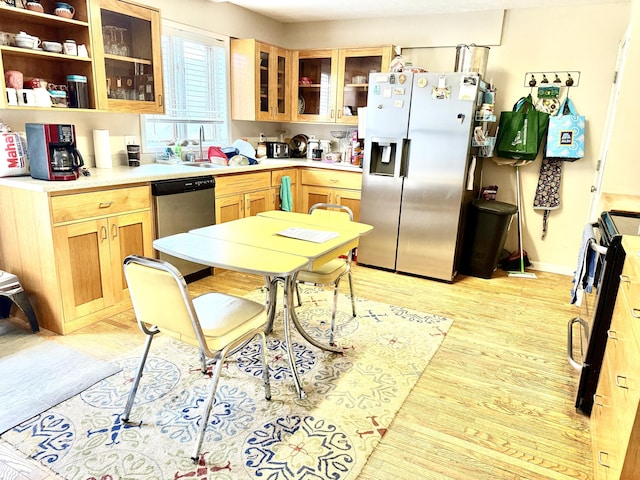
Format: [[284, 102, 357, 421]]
[[54, 2, 75, 18], [25, 1, 44, 12]]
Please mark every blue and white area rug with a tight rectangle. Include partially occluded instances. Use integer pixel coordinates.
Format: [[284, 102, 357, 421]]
[[2, 287, 453, 479]]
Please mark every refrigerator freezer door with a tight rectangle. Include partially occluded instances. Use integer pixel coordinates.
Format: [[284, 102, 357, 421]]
[[395, 73, 479, 280], [358, 72, 413, 270]]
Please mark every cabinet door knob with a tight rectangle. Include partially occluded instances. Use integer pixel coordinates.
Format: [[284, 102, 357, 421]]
[[607, 329, 618, 340]]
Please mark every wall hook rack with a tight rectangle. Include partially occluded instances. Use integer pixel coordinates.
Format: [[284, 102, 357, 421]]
[[524, 71, 581, 88]]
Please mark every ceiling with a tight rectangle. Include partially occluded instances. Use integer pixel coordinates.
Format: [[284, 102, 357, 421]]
[[210, 0, 627, 23]]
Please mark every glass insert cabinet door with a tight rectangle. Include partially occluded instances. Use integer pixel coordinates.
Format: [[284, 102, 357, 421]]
[[257, 43, 290, 121], [93, 0, 164, 113], [293, 47, 392, 124], [294, 49, 338, 122], [337, 47, 393, 125]]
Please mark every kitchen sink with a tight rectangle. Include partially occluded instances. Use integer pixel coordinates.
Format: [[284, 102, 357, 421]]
[[180, 161, 226, 168]]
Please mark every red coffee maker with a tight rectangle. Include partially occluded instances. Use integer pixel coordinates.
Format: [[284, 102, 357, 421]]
[[26, 123, 84, 181]]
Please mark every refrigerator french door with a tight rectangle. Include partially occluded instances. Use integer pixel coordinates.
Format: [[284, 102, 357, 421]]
[[358, 72, 483, 281]]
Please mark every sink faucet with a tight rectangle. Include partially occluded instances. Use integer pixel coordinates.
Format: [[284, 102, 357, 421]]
[[199, 125, 205, 161]]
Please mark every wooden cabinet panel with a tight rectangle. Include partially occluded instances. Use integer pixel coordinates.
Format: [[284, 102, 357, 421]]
[[215, 172, 273, 223], [215, 172, 271, 197], [110, 210, 153, 299], [90, 0, 164, 113], [300, 168, 362, 190], [54, 218, 113, 321], [231, 39, 291, 121], [592, 236, 640, 480], [292, 46, 392, 125], [216, 194, 243, 223], [53, 208, 152, 328], [300, 168, 362, 220], [51, 186, 150, 223]]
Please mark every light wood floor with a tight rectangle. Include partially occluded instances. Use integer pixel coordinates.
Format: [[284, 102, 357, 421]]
[[0, 265, 592, 480]]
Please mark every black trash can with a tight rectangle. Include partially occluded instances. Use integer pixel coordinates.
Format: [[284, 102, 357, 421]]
[[461, 199, 518, 279]]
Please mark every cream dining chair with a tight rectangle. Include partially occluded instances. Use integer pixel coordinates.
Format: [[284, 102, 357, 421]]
[[295, 203, 356, 346], [121, 255, 271, 462]]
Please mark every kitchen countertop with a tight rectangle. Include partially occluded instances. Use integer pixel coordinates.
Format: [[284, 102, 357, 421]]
[[0, 158, 362, 193]]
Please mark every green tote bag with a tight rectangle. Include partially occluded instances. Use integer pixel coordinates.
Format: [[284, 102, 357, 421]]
[[496, 95, 549, 161]]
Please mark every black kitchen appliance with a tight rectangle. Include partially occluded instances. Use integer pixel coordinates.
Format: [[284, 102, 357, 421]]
[[26, 123, 84, 181], [266, 141, 289, 158], [570, 210, 640, 415]]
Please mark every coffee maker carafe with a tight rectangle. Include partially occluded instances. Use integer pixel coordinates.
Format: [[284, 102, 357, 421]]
[[26, 123, 84, 181]]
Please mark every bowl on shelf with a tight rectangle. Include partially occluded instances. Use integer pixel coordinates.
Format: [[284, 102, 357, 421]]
[[299, 76, 313, 85], [351, 75, 367, 84], [330, 130, 347, 139], [42, 41, 63, 53]]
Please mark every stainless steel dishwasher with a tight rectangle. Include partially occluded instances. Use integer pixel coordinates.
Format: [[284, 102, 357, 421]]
[[152, 176, 215, 281]]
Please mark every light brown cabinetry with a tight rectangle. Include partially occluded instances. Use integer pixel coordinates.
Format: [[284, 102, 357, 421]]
[[292, 46, 392, 125], [300, 168, 361, 220], [230, 39, 291, 121], [591, 235, 640, 479], [0, 184, 153, 335], [90, 0, 163, 113], [0, 1, 96, 110], [215, 172, 274, 223]]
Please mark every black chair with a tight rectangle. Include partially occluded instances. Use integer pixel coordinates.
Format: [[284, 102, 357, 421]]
[[0, 270, 38, 333]]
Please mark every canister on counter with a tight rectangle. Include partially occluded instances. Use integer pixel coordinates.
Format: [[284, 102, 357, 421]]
[[66, 74, 88, 108]]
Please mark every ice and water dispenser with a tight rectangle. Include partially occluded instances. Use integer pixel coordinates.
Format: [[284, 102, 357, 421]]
[[367, 137, 409, 176]]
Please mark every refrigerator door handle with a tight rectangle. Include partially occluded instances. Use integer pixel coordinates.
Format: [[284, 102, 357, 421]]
[[399, 138, 410, 178]]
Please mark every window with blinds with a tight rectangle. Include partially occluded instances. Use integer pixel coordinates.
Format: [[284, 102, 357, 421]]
[[142, 24, 230, 152]]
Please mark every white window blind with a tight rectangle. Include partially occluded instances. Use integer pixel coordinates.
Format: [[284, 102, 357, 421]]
[[142, 24, 230, 152]]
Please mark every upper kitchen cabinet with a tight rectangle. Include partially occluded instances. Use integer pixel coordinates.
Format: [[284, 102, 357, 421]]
[[292, 49, 338, 123], [90, 0, 163, 113], [0, 0, 96, 110], [292, 46, 393, 125], [231, 39, 291, 122]]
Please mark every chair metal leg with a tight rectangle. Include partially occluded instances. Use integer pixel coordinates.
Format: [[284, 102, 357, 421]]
[[330, 278, 341, 346], [122, 332, 155, 422], [347, 271, 356, 318], [199, 349, 207, 374], [258, 331, 272, 401], [191, 348, 226, 462], [295, 282, 302, 307]]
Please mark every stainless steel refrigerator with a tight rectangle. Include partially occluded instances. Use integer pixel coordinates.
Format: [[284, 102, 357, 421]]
[[358, 71, 485, 281]]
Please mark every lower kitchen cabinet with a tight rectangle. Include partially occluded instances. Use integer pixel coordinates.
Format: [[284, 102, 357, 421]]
[[591, 235, 640, 479], [300, 168, 361, 220], [0, 184, 153, 335], [215, 172, 273, 223], [53, 210, 152, 330]]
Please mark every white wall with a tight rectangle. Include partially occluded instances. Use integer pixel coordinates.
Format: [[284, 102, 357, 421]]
[[0, 1, 631, 274]]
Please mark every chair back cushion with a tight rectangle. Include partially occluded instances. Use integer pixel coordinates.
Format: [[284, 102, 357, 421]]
[[124, 257, 202, 346]]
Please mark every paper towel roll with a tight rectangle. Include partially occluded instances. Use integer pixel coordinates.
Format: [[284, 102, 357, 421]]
[[93, 129, 112, 169]]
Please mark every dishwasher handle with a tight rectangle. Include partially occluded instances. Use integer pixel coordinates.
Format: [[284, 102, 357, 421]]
[[152, 176, 215, 196]]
